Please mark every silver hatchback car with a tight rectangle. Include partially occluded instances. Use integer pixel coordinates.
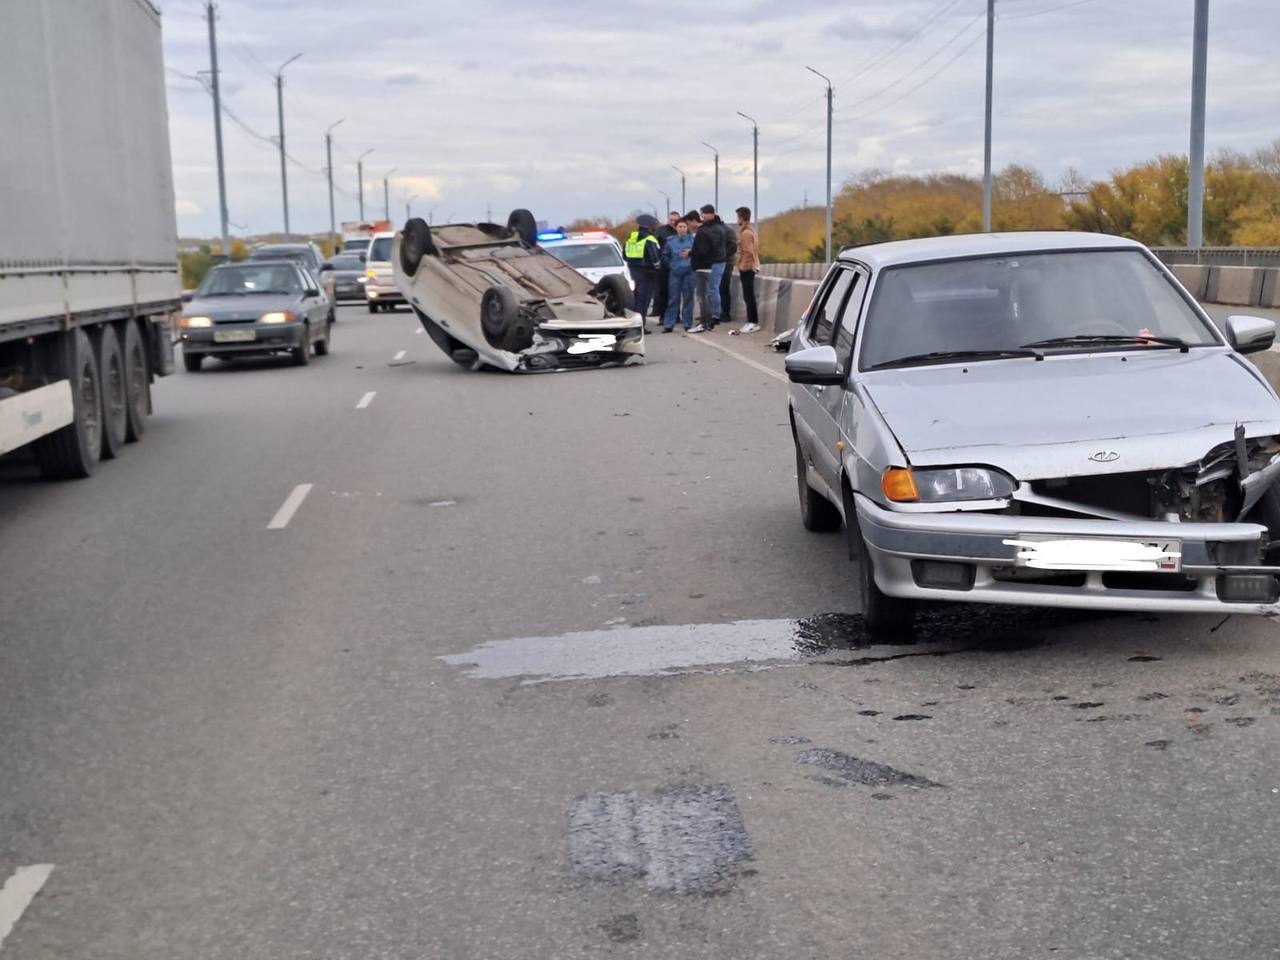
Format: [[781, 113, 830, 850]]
[[786, 232, 1280, 634]]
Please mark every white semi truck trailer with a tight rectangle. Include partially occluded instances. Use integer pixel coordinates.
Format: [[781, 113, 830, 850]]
[[0, 0, 180, 478]]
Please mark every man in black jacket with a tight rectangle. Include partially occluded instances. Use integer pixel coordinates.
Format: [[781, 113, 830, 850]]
[[689, 205, 725, 333]]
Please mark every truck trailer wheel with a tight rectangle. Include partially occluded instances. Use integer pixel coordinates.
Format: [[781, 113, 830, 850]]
[[96, 325, 128, 460], [34, 328, 103, 479], [122, 319, 149, 441]]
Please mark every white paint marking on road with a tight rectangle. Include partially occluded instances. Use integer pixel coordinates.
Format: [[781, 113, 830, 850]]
[[684, 334, 788, 384], [356, 391, 377, 409], [413, 327, 423, 334], [267, 484, 313, 530], [0, 864, 55, 950], [393, 350, 407, 361]]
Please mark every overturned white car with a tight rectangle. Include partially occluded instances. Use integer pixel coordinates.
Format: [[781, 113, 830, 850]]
[[392, 210, 644, 372]]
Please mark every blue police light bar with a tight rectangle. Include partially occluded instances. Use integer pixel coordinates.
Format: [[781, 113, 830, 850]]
[[536, 231, 565, 241]]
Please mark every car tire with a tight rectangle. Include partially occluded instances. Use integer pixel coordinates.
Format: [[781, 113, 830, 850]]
[[367, 301, 378, 314], [592, 273, 635, 317], [842, 482, 915, 636], [96, 325, 128, 460], [315, 321, 331, 356], [451, 347, 479, 368], [794, 437, 842, 532], [183, 352, 203, 373], [400, 218, 436, 275], [480, 285, 532, 351], [292, 324, 311, 366], [506, 208, 538, 248], [34, 328, 102, 479], [122, 319, 149, 442]]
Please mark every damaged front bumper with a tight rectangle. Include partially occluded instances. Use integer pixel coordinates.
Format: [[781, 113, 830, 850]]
[[856, 493, 1280, 614]]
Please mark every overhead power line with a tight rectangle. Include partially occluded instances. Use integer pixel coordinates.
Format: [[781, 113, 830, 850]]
[[842, 27, 987, 122], [998, 0, 1100, 20]]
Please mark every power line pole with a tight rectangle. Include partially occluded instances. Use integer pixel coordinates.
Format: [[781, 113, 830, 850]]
[[1187, 0, 1209, 249], [738, 111, 759, 248], [275, 52, 302, 240], [205, 2, 229, 256], [982, 0, 995, 232], [325, 118, 344, 254], [383, 167, 397, 221], [806, 66, 833, 265], [671, 164, 687, 213], [356, 149, 373, 221], [701, 142, 719, 210]]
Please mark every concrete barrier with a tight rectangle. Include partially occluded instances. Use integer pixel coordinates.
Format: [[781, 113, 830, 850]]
[[722, 273, 819, 334], [1169, 264, 1209, 299], [1208, 266, 1267, 306]]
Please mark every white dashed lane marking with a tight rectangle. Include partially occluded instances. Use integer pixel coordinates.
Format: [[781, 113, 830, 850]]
[[0, 864, 54, 950], [267, 484, 313, 530], [356, 391, 376, 409], [393, 350, 406, 361]]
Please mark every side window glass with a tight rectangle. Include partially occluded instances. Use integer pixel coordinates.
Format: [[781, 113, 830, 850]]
[[834, 271, 868, 361], [811, 269, 855, 345]]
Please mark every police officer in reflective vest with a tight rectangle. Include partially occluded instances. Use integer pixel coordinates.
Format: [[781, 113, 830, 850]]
[[624, 214, 662, 323]]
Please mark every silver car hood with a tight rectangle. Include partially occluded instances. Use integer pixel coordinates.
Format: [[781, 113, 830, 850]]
[[862, 349, 1280, 479], [187, 293, 302, 320]]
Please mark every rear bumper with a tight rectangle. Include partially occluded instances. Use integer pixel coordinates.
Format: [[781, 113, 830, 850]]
[[855, 493, 1280, 615]]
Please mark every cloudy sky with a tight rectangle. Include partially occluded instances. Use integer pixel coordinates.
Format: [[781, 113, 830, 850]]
[[160, 0, 1280, 239]]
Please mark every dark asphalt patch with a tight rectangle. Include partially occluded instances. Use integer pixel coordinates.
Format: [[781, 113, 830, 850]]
[[1071, 702, 1105, 709], [601, 913, 642, 943], [568, 784, 753, 895], [796, 748, 942, 789], [892, 714, 932, 721]]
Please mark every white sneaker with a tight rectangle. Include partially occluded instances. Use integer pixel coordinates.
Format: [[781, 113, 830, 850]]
[[738, 323, 760, 334], [687, 324, 707, 334]]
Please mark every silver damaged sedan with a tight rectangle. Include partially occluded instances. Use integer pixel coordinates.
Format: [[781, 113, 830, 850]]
[[786, 232, 1280, 633]]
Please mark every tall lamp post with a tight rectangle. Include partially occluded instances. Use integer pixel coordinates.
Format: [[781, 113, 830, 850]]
[[324, 118, 344, 255], [671, 163, 687, 214], [382, 167, 397, 221], [274, 52, 302, 239], [805, 65, 833, 265], [701, 141, 719, 211], [737, 111, 759, 247], [658, 190, 670, 217], [356, 148, 374, 221]]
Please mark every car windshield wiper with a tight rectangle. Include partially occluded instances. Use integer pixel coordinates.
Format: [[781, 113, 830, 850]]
[[1020, 334, 1190, 352], [869, 348, 1042, 371]]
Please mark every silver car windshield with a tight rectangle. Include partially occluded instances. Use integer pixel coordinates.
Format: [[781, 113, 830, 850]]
[[858, 250, 1219, 371], [368, 237, 393, 261], [198, 264, 302, 296]]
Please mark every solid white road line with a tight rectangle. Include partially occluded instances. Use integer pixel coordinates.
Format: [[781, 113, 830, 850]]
[[356, 391, 377, 409], [0, 864, 54, 950], [267, 484, 313, 530], [393, 350, 406, 361], [684, 334, 788, 384]]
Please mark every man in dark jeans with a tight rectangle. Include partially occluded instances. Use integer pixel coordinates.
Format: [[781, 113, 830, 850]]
[[732, 206, 760, 334], [689, 205, 725, 333], [718, 215, 738, 327], [651, 210, 681, 322]]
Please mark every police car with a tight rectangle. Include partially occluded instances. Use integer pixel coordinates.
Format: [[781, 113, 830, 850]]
[[535, 230, 632, 287]]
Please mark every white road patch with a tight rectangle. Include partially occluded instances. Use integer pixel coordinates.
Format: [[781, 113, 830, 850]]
[[267, 484, 313, 530], [0, 864, 54, 949], [684, 334, 787, 383], [393, 350, 407, 360], [356, 391, 377, 409], [413, 327, 423, 334]]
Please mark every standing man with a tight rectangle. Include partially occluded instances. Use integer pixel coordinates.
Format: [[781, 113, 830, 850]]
[[651, 210, 681, 322], [689, 205, 725, 334], [718, 211, 738, 327], [733, 206, 760, 334], [623, 214, 662, 324]]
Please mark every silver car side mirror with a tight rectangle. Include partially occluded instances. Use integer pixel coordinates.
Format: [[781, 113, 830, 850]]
[[1226, 315, 1276, 355], [785, 344, 843, 386]]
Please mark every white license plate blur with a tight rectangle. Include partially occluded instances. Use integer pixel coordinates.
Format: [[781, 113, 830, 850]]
[[213, 329, 256, 343], [1003, 536, 1182, 572]]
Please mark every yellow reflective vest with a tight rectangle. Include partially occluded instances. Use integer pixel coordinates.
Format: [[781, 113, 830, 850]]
[[624, 231, 658, 262]]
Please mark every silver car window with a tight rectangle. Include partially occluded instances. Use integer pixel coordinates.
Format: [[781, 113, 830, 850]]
[[810, 268, 856, 345]]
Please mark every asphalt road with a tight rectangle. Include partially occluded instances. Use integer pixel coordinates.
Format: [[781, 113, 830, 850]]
[[3, 304, 1280, 959]]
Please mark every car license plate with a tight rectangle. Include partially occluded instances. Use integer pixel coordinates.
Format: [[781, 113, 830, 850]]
[[213, 329, 256, 343], [1004, 536, 1182, 572]]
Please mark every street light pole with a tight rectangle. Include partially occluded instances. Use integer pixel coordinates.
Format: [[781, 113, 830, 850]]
[[1187, 0, 1209, 248], [806, 66, 833, 265], [671, 164, 687, 213], [325, 118, 344, 255], [982, 0, 995, 232], [406, 194, 417, 221], [205, 2, 229, 256], [382, 167, 397, 221], [658, 190, 670, 217], [274, 52, 301, 240], [701, 141, 719, 210], [356, 149, 374, 221], [737, 111, 759, 248]]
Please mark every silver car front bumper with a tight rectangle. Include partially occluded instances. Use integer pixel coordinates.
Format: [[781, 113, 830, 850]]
[[855, 493, 1280, 614]]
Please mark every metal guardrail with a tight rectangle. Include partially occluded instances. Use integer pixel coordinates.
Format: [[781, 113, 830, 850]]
[[1152, 247, 1280, 267]]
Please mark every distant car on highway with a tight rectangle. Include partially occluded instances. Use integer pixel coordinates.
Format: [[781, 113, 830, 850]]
[[322, 254, 368, 302], [536, 230, 629, 286], [363, 232, 405, 313], [177, 260, 333, 371], [786, 231, 1280, 634], [392, 209, 643, 372]]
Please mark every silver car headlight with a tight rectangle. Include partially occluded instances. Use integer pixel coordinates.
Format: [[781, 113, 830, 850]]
[[882, 466, 1015, 503]]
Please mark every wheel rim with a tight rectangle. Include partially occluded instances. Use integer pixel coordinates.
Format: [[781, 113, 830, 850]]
[[107, 352, 125, 426], [80, 358, 100, 452], [126, 343, 145, 414]]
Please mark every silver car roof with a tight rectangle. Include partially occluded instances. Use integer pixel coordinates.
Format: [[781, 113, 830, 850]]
[[837, 231, 1146, 270]]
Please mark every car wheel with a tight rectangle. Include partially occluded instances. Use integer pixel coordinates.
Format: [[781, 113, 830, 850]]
[[314, 321, 331, 356], [96, 325, 128, 460], [794, 437, 841, 532], [592, 273, 635, 317], [842, 482, 914, 636], [122, 319, 149, 442], [400, 217, 437, 275], [292, 324, 311, 366], [480, 285, 531, 351], [183, 352, 203, 373], [506, 208, 538, 248], [451, 347, 478, 368], [367, 301, 378, 314]]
